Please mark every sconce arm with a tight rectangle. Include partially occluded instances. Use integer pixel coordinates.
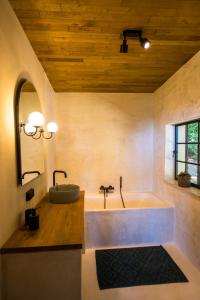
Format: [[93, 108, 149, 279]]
[[31, 130, 42, 140], [41, 131, 53, 140], [20, 122, 56, 140], [20, 123, 40, 138]]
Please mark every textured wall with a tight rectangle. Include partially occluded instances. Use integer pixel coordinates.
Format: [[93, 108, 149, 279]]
[[0, 0, 55, 247], [154, 50, 200, 269], [55, 93, 154, 193]]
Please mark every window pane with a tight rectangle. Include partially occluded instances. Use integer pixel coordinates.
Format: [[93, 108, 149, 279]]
[[177, 125, 186, 143], [187, 122, 198, 143], [188, 164, 198, 184], [177, 144, 185, 161], [187, 144, 198, 164], [177, 162, 185, 175]]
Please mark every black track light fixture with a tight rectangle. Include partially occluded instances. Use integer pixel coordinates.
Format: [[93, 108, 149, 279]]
[[120, 29, 151, 53]]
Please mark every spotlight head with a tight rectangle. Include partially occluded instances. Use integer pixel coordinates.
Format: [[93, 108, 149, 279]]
[[120, 39, 128, 53], [139, 37, 151, 49]]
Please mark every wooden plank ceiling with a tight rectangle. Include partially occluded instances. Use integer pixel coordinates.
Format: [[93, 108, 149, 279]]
[[9, 0, 200, 93]]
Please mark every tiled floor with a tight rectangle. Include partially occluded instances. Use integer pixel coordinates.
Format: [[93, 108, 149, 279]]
[[82, 244, 200, 300]]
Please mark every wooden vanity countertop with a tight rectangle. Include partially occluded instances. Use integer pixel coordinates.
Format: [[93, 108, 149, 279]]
[[1, 191, 84, 254]]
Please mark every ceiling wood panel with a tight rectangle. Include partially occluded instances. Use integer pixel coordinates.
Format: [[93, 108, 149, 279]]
[[9, 0, 200, 92]]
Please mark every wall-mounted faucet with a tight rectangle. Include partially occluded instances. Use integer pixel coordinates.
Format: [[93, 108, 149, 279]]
[[100, 185, 114, 195], [21, 171, 40, 179], [53, 170, 67, 186], [99, 185, 114, 209]]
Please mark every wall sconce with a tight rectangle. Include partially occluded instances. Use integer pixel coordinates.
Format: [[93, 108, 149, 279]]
[[20, 111, 58, 140]]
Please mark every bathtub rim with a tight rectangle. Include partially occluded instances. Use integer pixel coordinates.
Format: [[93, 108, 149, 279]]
[[84, 191, 174, 211]]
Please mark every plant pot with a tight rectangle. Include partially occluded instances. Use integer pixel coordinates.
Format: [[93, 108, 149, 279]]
[[177, 176, 191, 187]]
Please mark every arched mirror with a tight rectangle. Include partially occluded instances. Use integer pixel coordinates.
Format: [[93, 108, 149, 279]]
[[15, 80, 45, 185]]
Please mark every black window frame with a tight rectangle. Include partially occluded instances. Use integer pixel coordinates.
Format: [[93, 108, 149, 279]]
[[175, 119, 200, 188]]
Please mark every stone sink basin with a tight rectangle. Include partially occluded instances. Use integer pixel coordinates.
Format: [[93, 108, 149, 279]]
[[49, 184, 80, 204]]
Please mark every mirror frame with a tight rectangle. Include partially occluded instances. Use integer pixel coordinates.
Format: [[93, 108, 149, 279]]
[[14, 78, 42, 185]]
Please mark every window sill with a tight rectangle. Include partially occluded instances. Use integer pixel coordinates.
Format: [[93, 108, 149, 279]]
[[164, 179, 200, 198]]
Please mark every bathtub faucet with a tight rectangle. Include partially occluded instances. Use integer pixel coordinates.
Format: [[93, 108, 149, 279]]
[[100, 185, 114, 195]]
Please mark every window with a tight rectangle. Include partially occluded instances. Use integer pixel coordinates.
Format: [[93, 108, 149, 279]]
[[175, 120, 200, 188]]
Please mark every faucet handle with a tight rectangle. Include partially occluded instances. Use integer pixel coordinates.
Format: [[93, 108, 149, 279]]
[[108, 185, 114, 190]]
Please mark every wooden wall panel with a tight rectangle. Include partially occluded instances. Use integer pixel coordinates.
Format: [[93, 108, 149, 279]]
[[9, 0, 200, 92]]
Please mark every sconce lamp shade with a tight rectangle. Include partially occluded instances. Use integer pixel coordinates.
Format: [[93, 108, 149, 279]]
[[47, 122, 58, 133], [24, 123, 37, 134], [28, 112, 45, 127]]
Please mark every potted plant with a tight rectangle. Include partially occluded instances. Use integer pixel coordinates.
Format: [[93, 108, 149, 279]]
[[177, 172, 191, 187]]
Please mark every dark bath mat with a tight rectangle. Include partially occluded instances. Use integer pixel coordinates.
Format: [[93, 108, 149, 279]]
[[95, 246, 188, 289]]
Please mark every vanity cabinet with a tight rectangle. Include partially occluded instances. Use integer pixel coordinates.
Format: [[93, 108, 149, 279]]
[[1, 192, 84, 300]]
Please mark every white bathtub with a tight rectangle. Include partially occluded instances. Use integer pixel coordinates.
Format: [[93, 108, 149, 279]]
[[84, 192, 174, 248]]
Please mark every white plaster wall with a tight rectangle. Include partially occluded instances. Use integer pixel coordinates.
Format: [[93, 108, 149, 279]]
[[0, 0, 55, 248], [55, 93, 154, 193], [154, 51, 200, 269]]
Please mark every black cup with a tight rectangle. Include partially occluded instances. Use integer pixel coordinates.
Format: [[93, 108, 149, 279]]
[[25, 208, 36, 226], [29, 214, 39, 231]]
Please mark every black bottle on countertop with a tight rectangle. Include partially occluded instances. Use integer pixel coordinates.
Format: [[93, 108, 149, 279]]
[[29, 214, 39, 231], [25, 208, 36, 226]]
